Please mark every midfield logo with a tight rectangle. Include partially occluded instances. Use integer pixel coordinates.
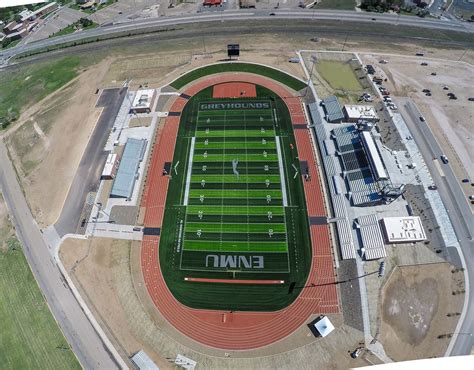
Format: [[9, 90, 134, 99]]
[[205, 255, 264, 269]]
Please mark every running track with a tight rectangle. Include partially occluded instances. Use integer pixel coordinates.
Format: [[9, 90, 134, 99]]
[[140, 73, 338, 350]]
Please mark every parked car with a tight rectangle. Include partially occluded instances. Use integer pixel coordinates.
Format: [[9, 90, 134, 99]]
[[422, 89, 430, 93], [428, 185, 437, 190], [462, 178, 470, 183], [443, 86, 449, 90], [441, 155, 449, 164], [379, 59, 388, 64], [351, 347, 364, 358], [419, 116, 425, 122], [431, 72, 437, 76], [468, 97, 474, 101], [421, 62, 428, 66], [425, 92, 432, 96]]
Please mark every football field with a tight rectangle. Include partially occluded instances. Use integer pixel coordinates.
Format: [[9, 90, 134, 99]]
[[180, 99, 291, 273], [160, 85, 311, 311]]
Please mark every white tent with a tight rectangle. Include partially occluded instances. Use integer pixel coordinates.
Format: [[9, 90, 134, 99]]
[[313, 316, 335, 337]]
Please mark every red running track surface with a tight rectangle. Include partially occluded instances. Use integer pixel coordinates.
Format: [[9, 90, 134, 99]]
[[212, 82, 257, 98], [140, 73, 338, 350]]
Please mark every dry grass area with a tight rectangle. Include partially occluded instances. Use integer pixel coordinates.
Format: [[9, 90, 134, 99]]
[[3, 34, 471, 229], [360, 54, 474, 195], [101, 34, 309, 91], [59, 236, 372, 369], [4, 59, 112, 227], [128, 116, 153, 128], [0, 193, 15, 252], [379, 263, 465, 361]]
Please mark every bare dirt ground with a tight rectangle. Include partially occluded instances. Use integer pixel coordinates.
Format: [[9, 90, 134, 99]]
[[4, 59, 112, 227], [60, 237, 372, 370], [360, 54, 474, 195], [379, 263, 465, 361]]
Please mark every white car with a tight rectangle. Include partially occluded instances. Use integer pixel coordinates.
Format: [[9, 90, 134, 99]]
[[389, 105, 398, 110], [379, 60, 388, 64]]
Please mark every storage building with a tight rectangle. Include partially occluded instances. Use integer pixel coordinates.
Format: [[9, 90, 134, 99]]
[[101, 153, 120, 180], [130, 350, 159, 370]]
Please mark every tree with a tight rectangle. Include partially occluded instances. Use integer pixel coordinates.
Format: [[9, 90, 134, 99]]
[[79, 17, 93, 28]]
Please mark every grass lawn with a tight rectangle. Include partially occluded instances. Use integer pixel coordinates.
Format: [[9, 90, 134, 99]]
[[313, 0, 356, 10], [0, 194, 80, 369], [0, 57, 81, 129], [0, 39, 21, 50], [316, 60, 364, 91], [170, 62, 306, 91]]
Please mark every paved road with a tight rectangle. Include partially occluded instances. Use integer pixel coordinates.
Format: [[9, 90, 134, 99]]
[[397, 98, 474, 356], [0, 8, 472, 63], [55, 87, 127, 237], [0, 141, 121, 369]]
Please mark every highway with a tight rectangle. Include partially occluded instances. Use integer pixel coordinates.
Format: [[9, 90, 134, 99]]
[[0, 8, 473, 63], [0, 141, 122, 369], [397, 98, 474, 356]]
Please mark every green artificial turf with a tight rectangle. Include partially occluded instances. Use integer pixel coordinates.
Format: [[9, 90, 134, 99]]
[[170, 62, 306, 91], [159, 83, 312, 311]]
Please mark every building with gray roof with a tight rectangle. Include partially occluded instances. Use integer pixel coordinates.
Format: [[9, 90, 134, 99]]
[[110, 138, 147, 200]]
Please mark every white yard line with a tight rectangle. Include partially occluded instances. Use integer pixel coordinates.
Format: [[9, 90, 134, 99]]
[[275, 136, 288, 207], [183, 137, 195, 206]]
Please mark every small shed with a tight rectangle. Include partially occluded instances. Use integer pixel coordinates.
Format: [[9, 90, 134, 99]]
[[312, 316, 335, 337], [130, 350, 159, 370]]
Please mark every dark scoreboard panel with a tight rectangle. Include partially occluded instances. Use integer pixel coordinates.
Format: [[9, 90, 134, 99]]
[[227, 44, 240, 58]]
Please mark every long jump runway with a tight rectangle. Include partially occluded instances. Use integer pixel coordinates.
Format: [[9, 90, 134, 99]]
[[140, 73, 338, 350]]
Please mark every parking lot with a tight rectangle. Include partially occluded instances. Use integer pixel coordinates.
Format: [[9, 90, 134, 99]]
[[25, 7, 83, 43], [360, 53, 474, 198]]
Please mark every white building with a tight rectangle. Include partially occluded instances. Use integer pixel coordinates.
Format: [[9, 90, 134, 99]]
[[101, 153, 119, 180], [382, 216, 427, 243], [344, 104, 379, 122], [313, 316, 335, 337], [131, 89, 156, 114]]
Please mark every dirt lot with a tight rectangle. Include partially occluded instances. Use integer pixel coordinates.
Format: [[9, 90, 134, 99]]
[[4, 59, 112, 227], [60, 237, 372, 369], [360, 54, 474, 195], [380, 263, 465, 361]]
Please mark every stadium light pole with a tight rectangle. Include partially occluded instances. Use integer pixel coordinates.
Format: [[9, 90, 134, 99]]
[[302, 54, 317, 97]]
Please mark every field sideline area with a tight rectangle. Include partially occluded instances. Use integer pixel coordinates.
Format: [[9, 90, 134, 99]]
[[159, 84, 312, 311]]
